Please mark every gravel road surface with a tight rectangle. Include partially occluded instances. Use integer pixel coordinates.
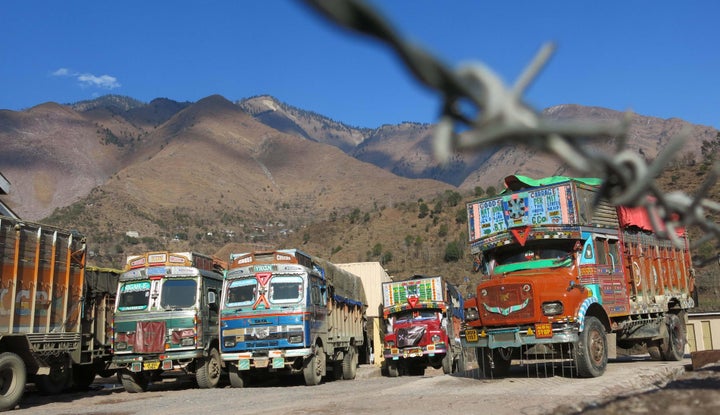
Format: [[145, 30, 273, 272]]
[[12, 356, 719, 415]]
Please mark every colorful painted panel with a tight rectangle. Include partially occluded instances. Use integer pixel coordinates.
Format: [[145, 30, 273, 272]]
[[468, 183, 577, 241], [382, 277, 444, 307]]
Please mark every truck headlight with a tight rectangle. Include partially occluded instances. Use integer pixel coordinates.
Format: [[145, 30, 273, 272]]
[[115, 341, 128, 351], [465, 308, 479, 321], [223, 336, 237, 348], [431, 335, 441, 343], [542, 301, 564, 316], [288, 334, 303, 344]]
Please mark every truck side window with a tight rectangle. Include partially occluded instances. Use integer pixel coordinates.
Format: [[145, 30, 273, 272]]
[[608, 239, 619, 268], [595, 238, 608, 265], [311, 284, 321, 305]]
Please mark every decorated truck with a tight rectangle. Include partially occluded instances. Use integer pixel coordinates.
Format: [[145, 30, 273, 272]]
[[111, 251, 226, 392], [462, 175, 695, 378], [0, 216, 120, 411], [381, 275, 464, 376], [220, 249, 366, 387]]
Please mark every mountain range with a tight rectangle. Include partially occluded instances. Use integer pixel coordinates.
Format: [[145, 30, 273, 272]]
[[0, 94, 717, 289]]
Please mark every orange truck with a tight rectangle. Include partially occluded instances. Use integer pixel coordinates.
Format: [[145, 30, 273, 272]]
[[462, 175, 695, 378], [0, 215, 120, 410]]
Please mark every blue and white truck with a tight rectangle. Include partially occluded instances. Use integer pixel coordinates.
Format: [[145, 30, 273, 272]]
[[219, 249, 366, 386]]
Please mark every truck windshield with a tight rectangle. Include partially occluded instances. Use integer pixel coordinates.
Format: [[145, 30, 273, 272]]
[[492, 240, 576, 266], [226, 278, 256, 307], [161, 279, 197, 309], [394, 309, 438, 322], [270, 275, 303, 304], [117, 281, 150, 311]]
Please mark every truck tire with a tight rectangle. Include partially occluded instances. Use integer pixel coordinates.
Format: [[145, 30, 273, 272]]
[[195, 348, 222, 389], [35, 360, 71, 395], [228, 363, 246, 388], [661, 312, 686, 361], [478, 347, 511, 378], [386, 360, 399, 377], [455, 349, 466, 374], [342, 346, 358, 380], [0, 352, 26, 412], [441, 352, 452, 374], [119, 369, 150, 393], [574, 316, 607, 378], [303, 347, 325, 386]]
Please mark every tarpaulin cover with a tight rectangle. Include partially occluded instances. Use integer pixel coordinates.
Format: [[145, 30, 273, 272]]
[[312, 256, 367, 310], [617, 204, 685, 236], [84, 266, 122, 296], [503, 175, 602, 192], [135, 321, 166, 353]]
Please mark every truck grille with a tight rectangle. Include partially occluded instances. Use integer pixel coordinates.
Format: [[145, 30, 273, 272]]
[[480, 283, 535, 324]]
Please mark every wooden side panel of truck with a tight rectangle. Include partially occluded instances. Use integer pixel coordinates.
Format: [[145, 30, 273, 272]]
[[0, 216, 87, 410]]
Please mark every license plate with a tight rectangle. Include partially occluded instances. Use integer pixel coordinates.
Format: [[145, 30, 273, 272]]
[[465, 329, 479, 342], [143, 361, 160, 370], [535, 323, 553, 338]]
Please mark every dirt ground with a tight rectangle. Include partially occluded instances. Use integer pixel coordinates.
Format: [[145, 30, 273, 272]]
[[14, 358, 720, 414], [561, 363, 720, 414]]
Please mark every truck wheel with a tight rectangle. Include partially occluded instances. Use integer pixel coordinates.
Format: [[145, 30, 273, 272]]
[[342, 346, 358, 380], [661, 312, 686, 361], [386, 360, 399, 377], [574, 316, 607, 378], [35, 361, 71, 394], [119, 369, 150, 393], [441, 352, 452, 374], [303, 347, 325, 386], [195, 348, 222, 389], [228, 364, 246, 388], [479, 347, 512, 378], [455, 349, 467, 374], [71, 363, 97, 390], [0, 352, 26, 412]]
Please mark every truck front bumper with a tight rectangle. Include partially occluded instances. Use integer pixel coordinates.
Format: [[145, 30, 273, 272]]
[[221, 348, 312, 370], [112, 349, 205, 372], [461, 325, 579, 349], [384, 343, 447, 360]]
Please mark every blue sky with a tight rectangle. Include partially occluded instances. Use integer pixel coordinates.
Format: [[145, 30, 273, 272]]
[[2, 0, 719, 129]]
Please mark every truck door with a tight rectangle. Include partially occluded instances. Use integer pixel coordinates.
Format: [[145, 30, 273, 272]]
[[594, 236, 630, 316]]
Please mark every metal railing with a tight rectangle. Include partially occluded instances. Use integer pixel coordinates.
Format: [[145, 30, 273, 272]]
[[302, 0, 720, 257]]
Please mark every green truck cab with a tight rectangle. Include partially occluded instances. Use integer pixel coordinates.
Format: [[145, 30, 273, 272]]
[[111, 251, 226, 392]]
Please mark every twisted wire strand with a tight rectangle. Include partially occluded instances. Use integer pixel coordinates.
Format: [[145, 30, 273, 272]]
[[303, 0, 720, 252]]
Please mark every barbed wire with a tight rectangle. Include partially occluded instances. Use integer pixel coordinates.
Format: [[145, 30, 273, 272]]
[[303, 0, 720, 261]]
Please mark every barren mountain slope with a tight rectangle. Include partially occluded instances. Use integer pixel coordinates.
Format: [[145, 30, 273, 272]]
[[0, 103, 125, 219], [459, 105, 719, 190]]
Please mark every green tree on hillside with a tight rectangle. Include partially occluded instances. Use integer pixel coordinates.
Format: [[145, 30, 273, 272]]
[[455, 206, 467, 224], [418, 203, 429, 218], [444, 241, 462, 262], [445, 190, 462, 207]]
